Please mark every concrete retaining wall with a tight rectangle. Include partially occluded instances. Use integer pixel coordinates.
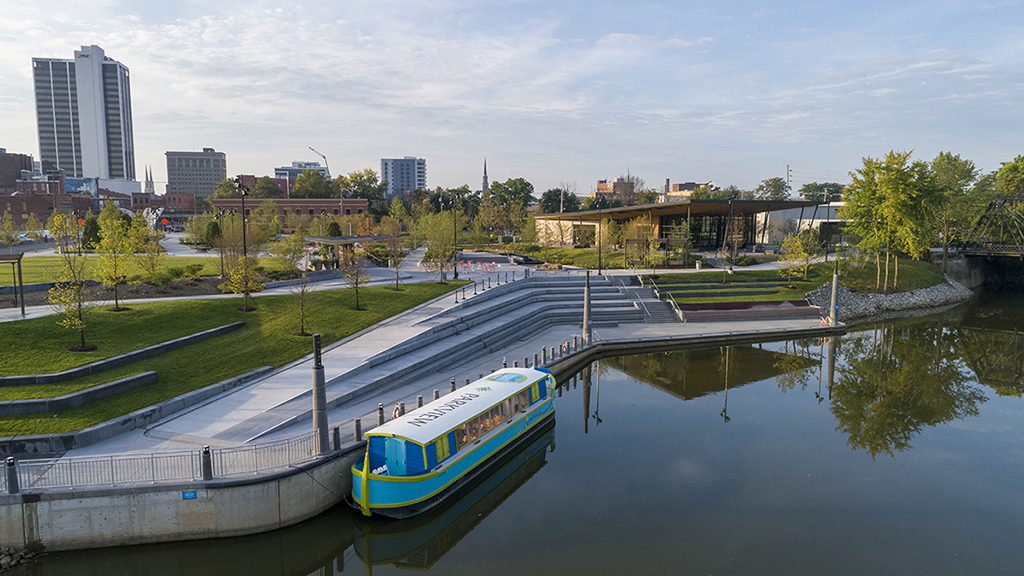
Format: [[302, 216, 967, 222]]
[[0, 279, 99, 296], [0, 372, 158, 416], [945, 257, 985, 290], [0, 444, 365, 551], [0, 322, 244, 387], [0, 366, 274, 457]]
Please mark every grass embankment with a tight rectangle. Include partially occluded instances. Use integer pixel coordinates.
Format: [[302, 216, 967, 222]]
[[530, 248, 626, 269], [0, 282, 463, 436], [647, 258, 946, 304], [0, 255, 286, 286]]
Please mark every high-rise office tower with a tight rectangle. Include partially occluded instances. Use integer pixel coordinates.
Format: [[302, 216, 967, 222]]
[[380, 156, 426, 198], [32, 45, 135, 180], [166, 148, 227, 198]]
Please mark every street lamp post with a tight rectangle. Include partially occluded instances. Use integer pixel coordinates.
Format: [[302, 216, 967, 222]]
[[309, 147, 330, 178], [234, 178, 251, 309], [451, 191, 459, 280]]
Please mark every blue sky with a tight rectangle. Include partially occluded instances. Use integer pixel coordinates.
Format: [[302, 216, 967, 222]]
[[1, 0, 1022, 195]]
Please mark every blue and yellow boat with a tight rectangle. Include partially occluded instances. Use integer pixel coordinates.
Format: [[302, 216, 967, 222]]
[[351, 367, 556, 518]]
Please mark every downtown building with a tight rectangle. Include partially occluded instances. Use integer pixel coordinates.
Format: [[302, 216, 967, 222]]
[[380, 156, 426, 198], [32, 45, 136, 183], [165, 148, 227, 198]]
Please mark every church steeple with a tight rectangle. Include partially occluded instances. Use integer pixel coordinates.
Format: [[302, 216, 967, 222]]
[[482, 158, 489, 193], [144, 165, 155, 194]]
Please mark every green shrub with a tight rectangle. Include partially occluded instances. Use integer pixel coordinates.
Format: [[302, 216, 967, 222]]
[[166, 266, 185, 280]]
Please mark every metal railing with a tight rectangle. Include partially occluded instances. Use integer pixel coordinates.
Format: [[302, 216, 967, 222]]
[[10, 430, 322, 492], [213, 431, 320, 477], [666, 293, 686, 322]]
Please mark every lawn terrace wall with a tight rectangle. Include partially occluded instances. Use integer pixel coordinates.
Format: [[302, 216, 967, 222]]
[[0, 322, 243, 387]]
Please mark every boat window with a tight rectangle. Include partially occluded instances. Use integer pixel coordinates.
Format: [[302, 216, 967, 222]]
[[486, 373, 527, 383]]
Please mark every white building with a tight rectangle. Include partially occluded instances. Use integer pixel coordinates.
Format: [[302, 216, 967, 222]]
[[275, 161, 329, 181], [32, 45, 135, 181], [381, 156, 426, 198]]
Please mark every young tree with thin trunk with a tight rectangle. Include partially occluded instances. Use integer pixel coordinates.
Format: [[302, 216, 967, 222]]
[[342, 255, 370, 310], [97, 201, 138, 310], [379, 216, 405, 290], [47, 213, 94, 351]]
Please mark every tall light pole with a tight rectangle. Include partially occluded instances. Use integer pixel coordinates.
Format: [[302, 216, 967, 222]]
[[451, 190, 459, 280], [309, 147, 330, 178], [234, 178, 251, 309]]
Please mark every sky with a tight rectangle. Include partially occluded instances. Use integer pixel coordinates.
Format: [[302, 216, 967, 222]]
[[1, 0, 1022, 196]]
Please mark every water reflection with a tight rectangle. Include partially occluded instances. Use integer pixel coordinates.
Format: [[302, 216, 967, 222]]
[[353, 425, 555, 571], [832, 323, 988, 458]]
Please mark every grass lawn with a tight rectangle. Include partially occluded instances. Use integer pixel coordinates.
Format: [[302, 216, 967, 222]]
[[1, 255, 285, 286], [531, 247, 626, 269], [0, 282, 463, 436], [647, 258, 946, 304]]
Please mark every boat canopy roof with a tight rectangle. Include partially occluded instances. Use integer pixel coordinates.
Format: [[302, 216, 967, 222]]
[[368, 368, 551, 444]]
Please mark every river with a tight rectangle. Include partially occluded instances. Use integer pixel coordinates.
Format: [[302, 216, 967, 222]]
[[20, 287, 1024, 575]]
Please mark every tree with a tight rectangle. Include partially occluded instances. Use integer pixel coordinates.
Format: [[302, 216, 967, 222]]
[[487, 178, 535, 215], [931, 152, 982, 272], [252, 199, 281, 239], [616, 173, 645, 206], [268, 232, 306, 273], [81, 215, 100, 249], [379, 216, 405, 290], [290, 169, 334, 199], [778, 233, 806, 288], [292, 273, 315, 336], [540, 188, 581, 213], [422, 211, 455, 281], [251, 176, 283, 199], [24, 213, 43, 242], [0, 211, 18, 252], [213, 179, 241, 199], [755, 177, 788, 200], [225, 255, 263, 311], [337, 169, 388, 206], [798, 182, 845, 203], [342, 256, 370, 310], [841, 151, 940, 291], [47, 213, 94, 351], [519, 215, 539, 245], [583, 195, 622, 210], [687, 186, 709, 200], [996, 155, 1024, 196], [636, 188, 660, 205], [96, 201, 138, 310]]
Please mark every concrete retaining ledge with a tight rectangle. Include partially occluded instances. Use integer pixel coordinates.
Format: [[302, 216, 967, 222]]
[[0, 279, 99, 296], [0, 366, 274, 457], [0, 372, 158, 416], [0, 322, 244, 387], [544, 324, 848, 378], [0, 443, 365, 551]]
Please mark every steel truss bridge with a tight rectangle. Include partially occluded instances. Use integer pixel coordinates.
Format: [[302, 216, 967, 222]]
[[960, 196, 1024, 257]]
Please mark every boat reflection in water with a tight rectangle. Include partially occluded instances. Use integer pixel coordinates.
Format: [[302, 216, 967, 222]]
[[354, 422, 555, 571]]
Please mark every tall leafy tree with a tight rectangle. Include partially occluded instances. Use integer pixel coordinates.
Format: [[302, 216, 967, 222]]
[[337, 168, 388, 205], [213, 179, 241, 198], [842, 151, 940, 290], [289, 169, 334, 199], [755, 177, 788, 200], [798, 182, 845, 203], [540, 188, 581, 213], [931, 152, 981, 271], [251, 176, 282, 198], [996, 155, 1024, 196], [487, 178, 535, 213]]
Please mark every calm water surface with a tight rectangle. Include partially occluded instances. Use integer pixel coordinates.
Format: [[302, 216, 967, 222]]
[[23, 289, 1024, 575]]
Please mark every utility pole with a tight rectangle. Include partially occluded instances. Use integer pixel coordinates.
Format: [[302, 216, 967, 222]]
[[786, 165, 792, 199]]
